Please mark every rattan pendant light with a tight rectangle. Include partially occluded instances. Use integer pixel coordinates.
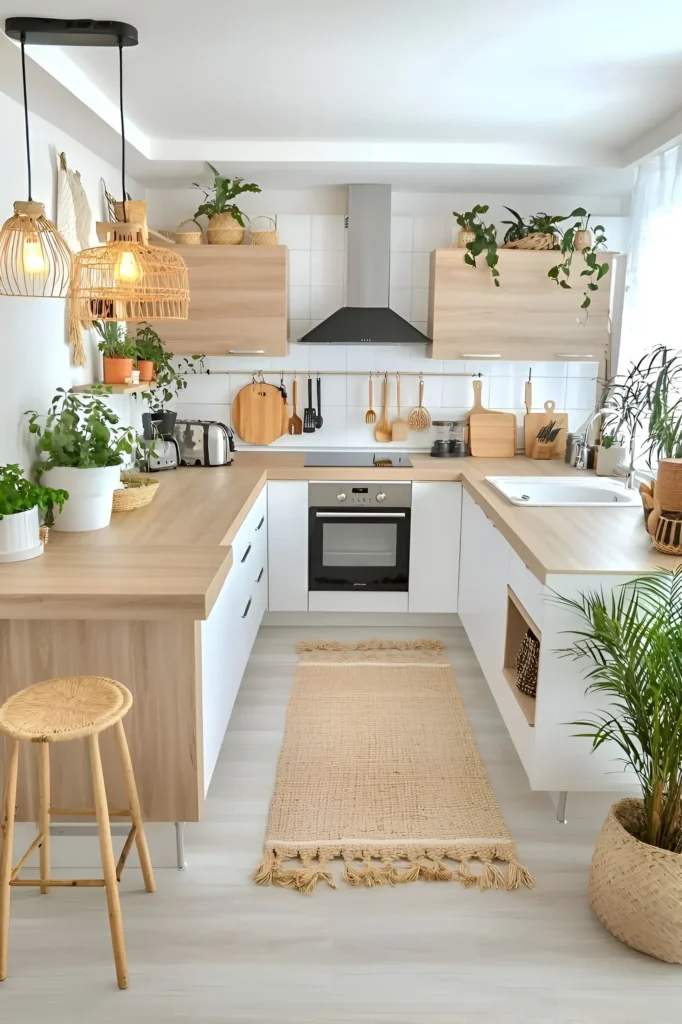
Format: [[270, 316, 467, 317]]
[[0, 33, 72, 298], [71, 39, 189, 322]]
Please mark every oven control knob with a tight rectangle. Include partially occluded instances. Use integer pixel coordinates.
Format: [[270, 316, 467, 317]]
[[336, 492, 347, 502], [376, 491, 387, 502]]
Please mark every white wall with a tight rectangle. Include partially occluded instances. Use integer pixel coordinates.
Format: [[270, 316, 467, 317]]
[[147, 185, 626, 450], [0, 91, 145, 470]]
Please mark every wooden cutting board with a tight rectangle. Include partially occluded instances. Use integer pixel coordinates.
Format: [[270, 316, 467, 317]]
[[469, 412, 517, 457], [464, 379, 497, 422], [232, 382, 286, 445], [524, 400, 569, 459]]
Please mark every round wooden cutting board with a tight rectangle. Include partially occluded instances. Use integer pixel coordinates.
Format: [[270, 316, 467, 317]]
[[232, 382, 286, 445]]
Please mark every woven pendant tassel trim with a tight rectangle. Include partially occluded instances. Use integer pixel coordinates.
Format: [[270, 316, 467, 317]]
[[254, 848, 534, 894]]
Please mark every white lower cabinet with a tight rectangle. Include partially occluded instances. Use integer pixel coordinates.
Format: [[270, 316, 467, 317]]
[[408, 482, 462, 612], [201, 486, 268, 794], [267, 480, 309, 611]]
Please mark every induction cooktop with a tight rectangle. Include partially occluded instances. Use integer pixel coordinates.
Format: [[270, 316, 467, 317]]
[[304, 452, 413, 468]]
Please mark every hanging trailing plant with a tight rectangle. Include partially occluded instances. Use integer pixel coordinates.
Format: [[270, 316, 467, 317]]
[[547, 208, 609, 314], [452, 205, 500, 286]]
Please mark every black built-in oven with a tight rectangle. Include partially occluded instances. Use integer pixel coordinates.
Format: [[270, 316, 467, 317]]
[[308, 482, 411, 592]]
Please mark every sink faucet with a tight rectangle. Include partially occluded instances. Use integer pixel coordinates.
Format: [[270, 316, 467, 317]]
[[571, 407, 611, 470]]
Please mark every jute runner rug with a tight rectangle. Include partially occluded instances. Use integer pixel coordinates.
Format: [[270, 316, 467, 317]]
[[253, 639, 533, 895]]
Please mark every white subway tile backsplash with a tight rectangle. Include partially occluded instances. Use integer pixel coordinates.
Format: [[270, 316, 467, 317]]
[[566, 361, 600, 379], [311, 215, 345, 251], [410, 288, 429, 323], [390, 216, 413, 252], [413, 216, 449, 253], [442, 375, 479, 407], [177, 373, 230, 405], [388, 287, 412, 321], [277, 214, 311, 250], [288, 285, 311, 319], [310, 285, 343, 320], [568, 408, 594, 432], [389, 252, 413, 289], [288, 250, 311, 288], [490, 360, 567, 378], [314, 373, 347, 407], [411, 251, 431, 289], [306, 344, 346, 371], [288, 319, 311, 343], [489, 375, 567, 410], [566, 376, 598, 409], [172, 401, 232, 426], [311, 249, 345, 288]]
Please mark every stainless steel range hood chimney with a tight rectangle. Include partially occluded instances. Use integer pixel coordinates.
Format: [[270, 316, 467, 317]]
[[297, 184, 428, 345]]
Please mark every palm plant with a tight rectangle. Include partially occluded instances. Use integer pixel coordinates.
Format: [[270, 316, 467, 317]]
[[557, 568, 682, 853]]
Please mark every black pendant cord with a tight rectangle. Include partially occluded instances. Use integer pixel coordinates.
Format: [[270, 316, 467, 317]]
[[118, 38, 127, 221], [20, 33, 32, 202]]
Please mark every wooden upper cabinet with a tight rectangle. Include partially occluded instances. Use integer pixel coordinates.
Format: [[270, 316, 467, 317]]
[[428, 248, 618, 363], [152, 245, 288, 356]]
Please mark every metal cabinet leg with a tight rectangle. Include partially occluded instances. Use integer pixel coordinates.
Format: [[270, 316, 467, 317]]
[[175, 822, 186, 870], [557, 791, 568, 824]]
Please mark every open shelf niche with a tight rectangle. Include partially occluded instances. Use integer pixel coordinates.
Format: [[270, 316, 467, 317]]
[[502, 587, 540, 727]]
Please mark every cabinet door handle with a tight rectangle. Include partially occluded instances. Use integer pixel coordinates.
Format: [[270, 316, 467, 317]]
[[256, 516, 265, 531], [241, 598, 252, 619], [241, 543, 252, 563], [229, 349, 265, 354], [256, 567, 264, 583]]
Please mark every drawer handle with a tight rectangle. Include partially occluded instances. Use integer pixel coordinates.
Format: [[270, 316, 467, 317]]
[[256, 567, 264, 583], [256, 515, 265, 531], [241, 598, 252, 619], [241, 543, 252, 563]]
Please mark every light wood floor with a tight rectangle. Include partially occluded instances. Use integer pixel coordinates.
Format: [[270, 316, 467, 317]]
[[2, 621, 682, 1022]]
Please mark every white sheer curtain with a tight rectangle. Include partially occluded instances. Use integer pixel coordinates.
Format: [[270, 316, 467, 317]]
[[618, 145, 682, 374]]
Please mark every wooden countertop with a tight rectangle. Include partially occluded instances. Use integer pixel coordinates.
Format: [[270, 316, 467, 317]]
[[0, 452, 676, 620]]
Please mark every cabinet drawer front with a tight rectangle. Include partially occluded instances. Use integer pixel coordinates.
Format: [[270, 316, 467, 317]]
[[231, 487, 267, 565]]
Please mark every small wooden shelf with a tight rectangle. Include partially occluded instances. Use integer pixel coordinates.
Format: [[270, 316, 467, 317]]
[[503, 586, 540, 728], [71, 382, 151, 395]]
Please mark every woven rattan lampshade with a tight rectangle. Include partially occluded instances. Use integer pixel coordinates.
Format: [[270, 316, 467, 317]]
[[71, 221, 189, 322], [0, 200, 72, 298]]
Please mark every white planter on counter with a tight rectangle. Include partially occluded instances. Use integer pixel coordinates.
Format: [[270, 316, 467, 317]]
[[41, 465, 121, 532], [595, 444, 627, 477], [0, 506, 43, 562]]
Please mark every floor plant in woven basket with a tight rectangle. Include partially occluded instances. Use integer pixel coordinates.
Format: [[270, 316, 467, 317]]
[[556, 568, 682, 963]]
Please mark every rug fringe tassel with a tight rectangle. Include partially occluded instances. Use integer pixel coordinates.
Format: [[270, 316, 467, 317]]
[[256, 851, 534, 893]]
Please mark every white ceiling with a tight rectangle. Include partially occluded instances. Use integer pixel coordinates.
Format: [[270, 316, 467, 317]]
[[2, 0, 682, 191]]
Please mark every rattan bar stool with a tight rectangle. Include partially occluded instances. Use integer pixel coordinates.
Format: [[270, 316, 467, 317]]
[[0, 676, 155, 990]]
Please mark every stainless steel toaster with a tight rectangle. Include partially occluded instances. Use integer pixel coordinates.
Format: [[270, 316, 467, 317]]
[[139, 436, 181, 472], [174, 420, 235, 467]]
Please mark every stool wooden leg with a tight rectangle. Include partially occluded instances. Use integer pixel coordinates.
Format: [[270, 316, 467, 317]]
[[0, 739, 19, 982], [114, 720, 155, 894], [37, 742, 50, 895], [88, 733, 128, 991]]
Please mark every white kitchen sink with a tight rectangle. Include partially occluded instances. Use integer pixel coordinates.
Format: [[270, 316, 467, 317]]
[[485, 476, 642, 507]]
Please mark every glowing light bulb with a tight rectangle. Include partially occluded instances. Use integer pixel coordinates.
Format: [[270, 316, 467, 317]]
[[22, 236, 46, 276], [114, 249, 143, 283]]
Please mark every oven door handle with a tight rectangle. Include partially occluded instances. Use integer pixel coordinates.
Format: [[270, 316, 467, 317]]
[[315, 511, 406, 518]]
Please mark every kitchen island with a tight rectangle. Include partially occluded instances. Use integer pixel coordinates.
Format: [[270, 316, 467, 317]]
[[0, 453, 676, 822]]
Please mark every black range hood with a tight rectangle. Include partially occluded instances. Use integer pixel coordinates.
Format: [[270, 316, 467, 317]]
[[297, 184, 428, 345]]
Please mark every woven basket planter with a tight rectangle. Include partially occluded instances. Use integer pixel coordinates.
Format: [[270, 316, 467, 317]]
[[590, 798, 682, 964], [651, 511, 682, 555], [207, 212, 245, 245], [504, 232, 559, 250], [174, 219, 203, 245], [112, 473, 160, 513], [249, 216, 278, 246]]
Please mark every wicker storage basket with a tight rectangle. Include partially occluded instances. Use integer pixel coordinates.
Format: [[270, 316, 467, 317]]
[[207, 211, 245, 245], [590, 798, 682, 963], [249, 216, 278, 246], [654, 459, 682, 512], [651, 510, 682, 555], [504, 232, 558, 250], [174, 218, 203, 245], [112, 473, 160, 513], [515, 629, 540, 697]]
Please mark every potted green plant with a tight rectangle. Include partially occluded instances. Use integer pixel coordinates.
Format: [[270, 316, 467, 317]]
[[452, 205, 500, 286], [192, 162, 261, 245], [0, 463, 68, 562], [26, 388, 136, 532], [95, 321, 136, 385], [557, 568, 682, 963], [594, 431, 627, 477], [547, 208, 610, 315], [133, 321, 163, 382], [502, 210, 564, 250], [140, 346, 203, 439]]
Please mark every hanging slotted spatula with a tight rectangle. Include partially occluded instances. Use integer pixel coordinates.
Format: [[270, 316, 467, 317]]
[[303, 375, 316, 433], [288, 377, 303, 435]]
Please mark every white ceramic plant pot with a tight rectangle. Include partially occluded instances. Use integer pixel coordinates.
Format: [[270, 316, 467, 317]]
[[41, 466, 121, 532], [595, 444, 627, 477], [0, 506, 43, 562]]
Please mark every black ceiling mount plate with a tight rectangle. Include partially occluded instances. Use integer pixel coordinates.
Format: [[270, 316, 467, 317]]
[[4, 18, 138, 47]]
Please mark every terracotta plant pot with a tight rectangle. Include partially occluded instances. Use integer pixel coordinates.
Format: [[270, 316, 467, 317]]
[[574, 229, 592, 251], [590, 798, 682, 964], [103, 357, 134, 385], [137, 359, 155, 382]]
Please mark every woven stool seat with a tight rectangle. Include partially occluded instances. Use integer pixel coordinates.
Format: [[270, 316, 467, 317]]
[[0, 676, 132, 742]]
